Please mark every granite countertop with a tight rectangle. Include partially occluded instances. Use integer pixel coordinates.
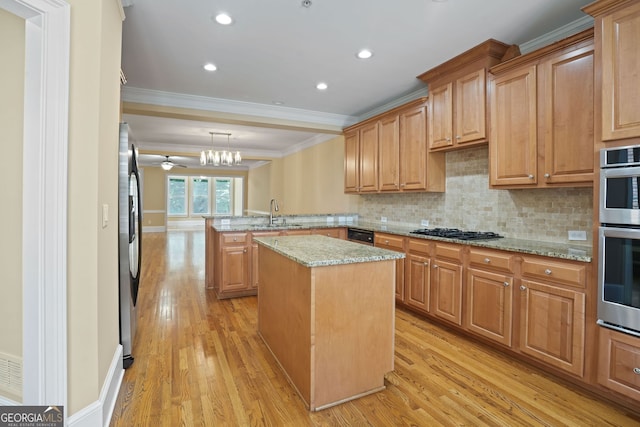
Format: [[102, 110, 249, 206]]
[[212, 220, 592, 263], [253, 235, 405, 268]]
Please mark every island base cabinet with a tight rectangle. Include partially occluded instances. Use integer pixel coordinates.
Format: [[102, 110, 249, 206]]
[[257, 247, 395, 411], [519, 279, 585, 377], [598, 327, 640, 402]]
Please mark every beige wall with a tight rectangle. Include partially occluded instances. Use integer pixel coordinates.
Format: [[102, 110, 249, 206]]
[[66, 0, 122, 414], [248, 136, 359, 215], [141, 165, 249, 225], [0, 8, 24, 403]]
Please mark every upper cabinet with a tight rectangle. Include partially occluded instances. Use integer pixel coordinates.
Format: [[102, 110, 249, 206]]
[[344, 98, 445, 194], [585, 0, 640, 142], [418, 39, 513, 152], [489, 29, 595, 188]]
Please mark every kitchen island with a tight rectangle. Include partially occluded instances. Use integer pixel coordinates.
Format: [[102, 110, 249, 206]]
[[254, 235, 404, 411]]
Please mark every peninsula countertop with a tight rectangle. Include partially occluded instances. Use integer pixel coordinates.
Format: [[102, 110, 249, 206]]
[[253, 234, 405, 268]]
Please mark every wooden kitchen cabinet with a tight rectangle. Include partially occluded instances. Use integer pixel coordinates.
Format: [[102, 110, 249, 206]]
[[343, 122, 379, 193], [597, 326, 640, 401], [465, 248, 515, 347], [418, 39, 512, 152], [312, 227, 346, 239], [405, 239, 432, 313], [344, 99, 445, 194], [375, 233, 406, 303], [489, 29, 594, 188], [430, 243, 464, 326], [585, 0, 640, 141], [214, 232, 251, 298], [519, 256, 587, 377]]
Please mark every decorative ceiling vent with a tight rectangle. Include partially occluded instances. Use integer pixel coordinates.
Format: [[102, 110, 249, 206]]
[[0, 352, 22, 395]]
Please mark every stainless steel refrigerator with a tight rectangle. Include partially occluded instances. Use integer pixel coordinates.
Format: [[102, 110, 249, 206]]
[[118, 123, 142, 369]]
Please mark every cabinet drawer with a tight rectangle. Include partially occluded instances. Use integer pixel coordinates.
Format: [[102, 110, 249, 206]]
[[598, 327, 640, 401], [521, 257, 586, 288], [375, 233, 405, 251], [221, 233, 248, 244], [434, 242, 464, 261], [408, 238, 432, 256], [469, 248, 515, 273]]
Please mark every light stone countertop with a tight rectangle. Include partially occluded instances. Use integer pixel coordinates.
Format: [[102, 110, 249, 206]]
[[212, 220, 592, 263], [253, 235, 405, 268]]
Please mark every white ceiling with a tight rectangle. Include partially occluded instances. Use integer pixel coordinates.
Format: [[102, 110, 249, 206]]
[[121, 0, 593, 169]]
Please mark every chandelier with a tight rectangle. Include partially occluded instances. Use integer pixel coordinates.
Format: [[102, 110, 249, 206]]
[[200, 131, 242, 166]]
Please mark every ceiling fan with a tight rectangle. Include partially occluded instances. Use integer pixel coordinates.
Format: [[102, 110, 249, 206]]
[[154, 155, 187, 171]]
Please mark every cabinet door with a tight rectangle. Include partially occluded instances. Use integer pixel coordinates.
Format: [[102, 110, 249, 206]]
[[519, 279, 585, 377], [399, 104, 428, 190], [379, 114, 400, 191], [359, 122, 379, 192], [455, 69, 486, 145], [431, 259, 463, 326], [406, 253, 430, 313], [344, 131, 359, 193], [429, 82, 453, 149], [465, 268, 513, 347], [312, 228, 345, 239], [601, 2, 640, 141], [251, 232, 280, 289], [375, 233, 405, 302], [598, 326, 640, 401], [221, 245, 250, 293], [490, 65, 538, 187], [541, 45, 594, 184]]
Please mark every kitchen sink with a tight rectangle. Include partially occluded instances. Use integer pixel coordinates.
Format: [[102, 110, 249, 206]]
[[252, 223, 304, 228]]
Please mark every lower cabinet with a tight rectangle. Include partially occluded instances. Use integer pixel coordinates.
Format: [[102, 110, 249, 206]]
[[518, 255, 587, 377], [251, 231, 280, 291], [598, 327, 640, 401], [431, 243, 463, 326], [214, 232, 251, 298], [406, 239, 432, 312]]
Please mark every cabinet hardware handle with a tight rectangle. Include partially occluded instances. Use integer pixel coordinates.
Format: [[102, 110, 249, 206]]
[[528, 174, 534, 179], [400, 183, 405, 187], [424, 262, 429, 266], [520, 285, 526, 291], [504, 282, 509, 287], [243, 249, 247, 253], [544, 173, 550, 178], [233, 237, 237, 241], [634, 368, 640, 375], [434, 265, 439, 269], [484, 258, 490, 263], [456, 135, 461, 140], [446, 137, 451, 142], [544, 269, 552, 275], [385, 240, 389, 244]]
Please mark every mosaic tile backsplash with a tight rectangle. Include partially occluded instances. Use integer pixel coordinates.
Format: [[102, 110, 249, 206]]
[[358, 146, 593, 244]]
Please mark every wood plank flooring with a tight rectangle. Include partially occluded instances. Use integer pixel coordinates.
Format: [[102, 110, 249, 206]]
[[110, 230, 640, 426]]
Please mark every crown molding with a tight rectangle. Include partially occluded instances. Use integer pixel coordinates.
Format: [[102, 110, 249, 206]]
[[518, 16, 594, 54], [357, 87, 429, 121], [282, 133, 339, 157], [121, 87, 359, 128]]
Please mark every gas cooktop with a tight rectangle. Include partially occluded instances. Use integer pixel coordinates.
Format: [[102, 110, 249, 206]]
[[410, 228, 504, 241]]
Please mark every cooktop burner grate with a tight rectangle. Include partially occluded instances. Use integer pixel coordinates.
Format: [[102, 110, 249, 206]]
[[410, 228, 504, 241]]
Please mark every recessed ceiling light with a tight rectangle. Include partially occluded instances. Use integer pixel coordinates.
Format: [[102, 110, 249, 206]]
[[204, 63, 217, 71], [214, 13, 233, 25], [272, 101, 284, 105], [356, 49, 373, 59], [316, 82, 328, 90]]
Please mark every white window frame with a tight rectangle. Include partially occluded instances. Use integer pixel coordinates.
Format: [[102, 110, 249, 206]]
[[190, 176, 211, 216], [166, 175, 188, 217], [213, 177, 234, 215]]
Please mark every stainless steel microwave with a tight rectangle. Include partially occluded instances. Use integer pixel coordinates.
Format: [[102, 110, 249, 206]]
[[600, 145, 640, 226]]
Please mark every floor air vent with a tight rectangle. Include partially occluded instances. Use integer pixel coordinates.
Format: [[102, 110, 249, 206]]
[[0, 352, 22, 395]]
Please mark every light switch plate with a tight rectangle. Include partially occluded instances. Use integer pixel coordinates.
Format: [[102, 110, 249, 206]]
[[381, 216, 387, 223], [421, 219, 429, 227], [102, 204, 108, 228], [221, 218, 231, 225], [568, 230, 587, 241]]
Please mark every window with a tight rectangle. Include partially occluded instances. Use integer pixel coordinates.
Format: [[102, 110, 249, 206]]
[[191, 177, 211, 215], [167, 175, 243, 217], [167, 176, 187, 216]]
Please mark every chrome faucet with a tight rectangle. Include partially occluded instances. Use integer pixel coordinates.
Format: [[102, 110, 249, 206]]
[[269, 198, 279, 225]]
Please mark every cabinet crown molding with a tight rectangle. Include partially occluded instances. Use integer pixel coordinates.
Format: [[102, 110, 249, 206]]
[[583, 0, 634, 17]]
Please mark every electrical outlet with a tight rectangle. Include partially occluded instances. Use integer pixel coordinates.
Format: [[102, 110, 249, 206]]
[[421, 219, 429, 227], [102, 204, 109, 228], [326, 216, 334, 223], [221, 219, 231, 225], [380, 216, 387, 223], [568, 230, 587, 241]]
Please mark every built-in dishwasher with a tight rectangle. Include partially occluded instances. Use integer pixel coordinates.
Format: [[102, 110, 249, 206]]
[[347, 227, 374, 246]]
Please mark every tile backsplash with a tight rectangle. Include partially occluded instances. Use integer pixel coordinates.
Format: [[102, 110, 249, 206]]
[[358, 146, 593, 244]]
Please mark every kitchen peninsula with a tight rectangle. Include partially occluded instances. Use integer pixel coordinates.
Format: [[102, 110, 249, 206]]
[[254, 235, 404, 411]]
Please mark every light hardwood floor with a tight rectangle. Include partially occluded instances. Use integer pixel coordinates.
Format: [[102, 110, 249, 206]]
[[110, 231, 640, 426]]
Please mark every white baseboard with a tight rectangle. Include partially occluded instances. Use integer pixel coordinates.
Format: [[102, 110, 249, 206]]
[[67, 345, 124, 427], [0, 396, 20, 405], [142, 225, 166, 233]]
